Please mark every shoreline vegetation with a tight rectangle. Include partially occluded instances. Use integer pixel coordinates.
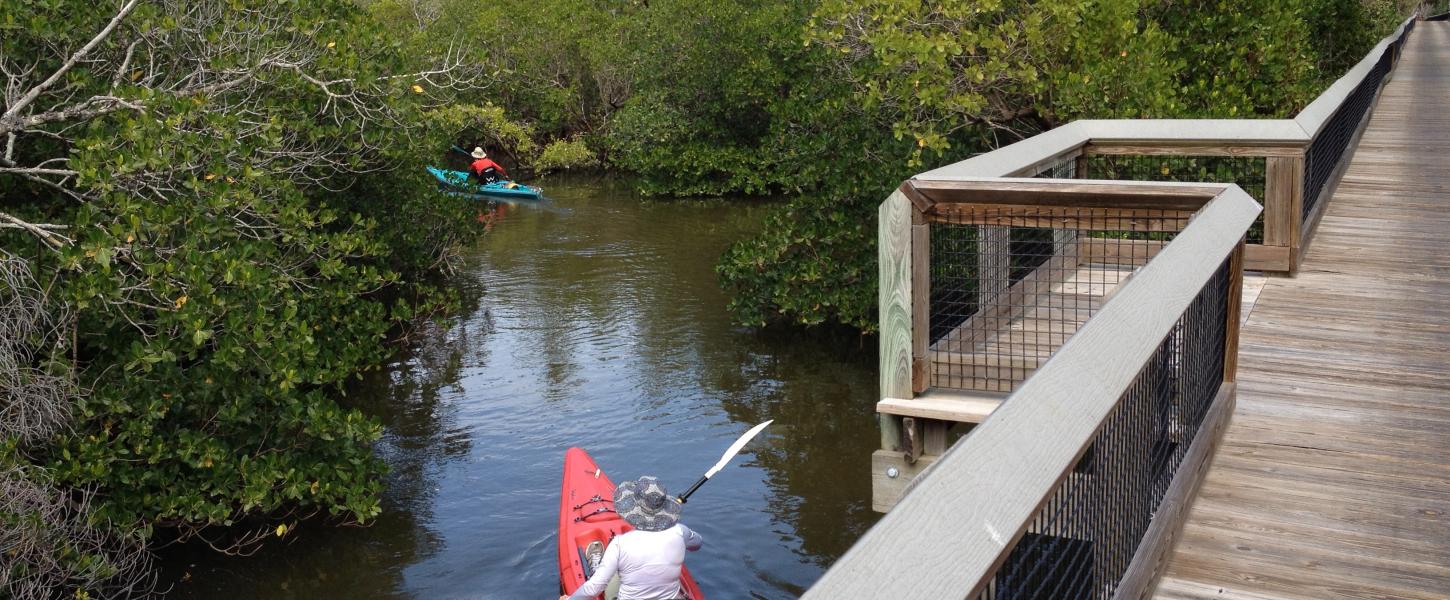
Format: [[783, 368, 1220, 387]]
[[0, 0, 1415, 596], [383, 0, 1415, 331]]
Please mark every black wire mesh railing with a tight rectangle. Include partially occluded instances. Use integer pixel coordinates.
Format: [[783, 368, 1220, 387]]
[[977, 257, 1231, 600], [1303, 57, 1387, 219], [927, 208, 1191, 394], [1084, 155, 1266, 243], [1303, 19, 1412, 220]]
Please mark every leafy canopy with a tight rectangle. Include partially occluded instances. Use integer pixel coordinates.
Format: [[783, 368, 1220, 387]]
[[1, 0, 514, 555]]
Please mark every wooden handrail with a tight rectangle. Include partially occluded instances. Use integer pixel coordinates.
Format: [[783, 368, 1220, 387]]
[[811, 184, 1261, 599], [917, 124, 1091, 179], [902, 177, 1224, 212]]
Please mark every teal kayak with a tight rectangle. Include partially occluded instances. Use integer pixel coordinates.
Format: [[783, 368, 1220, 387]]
[[427, 166, 543, 200]]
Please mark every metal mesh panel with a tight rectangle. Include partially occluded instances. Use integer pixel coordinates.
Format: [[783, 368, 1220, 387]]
[[977, 257, 1231, 600], [1084, 155, 1266, 244], [1302, 26, 1404, 220], [1029, 156, 1079, 180], [928, 209, 1191, 394]]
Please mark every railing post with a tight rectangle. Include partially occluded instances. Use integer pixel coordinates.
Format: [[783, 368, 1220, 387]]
[[875, 189, 951, 511], [1225, 240, 1245, 382], [1262, 155, 1306, 273], [879, 190, 913, 452], [912, 206, 930, 394]]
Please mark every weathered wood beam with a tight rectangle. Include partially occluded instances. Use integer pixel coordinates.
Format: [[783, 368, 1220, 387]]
[[911, 207, 930, 393], [870, 450, 939, 513], [1243, 243, 1290, 272], [1083, 143, 1305, 158], [1224, 242, 1245, 382], [1298, 65, 1389, 273], [930, 205, 1193, 232], [1262, 155, 1305, 272], [877, 389, 1008, 425], [906, 179, 1222, 212], [878, 191, 913, 452]]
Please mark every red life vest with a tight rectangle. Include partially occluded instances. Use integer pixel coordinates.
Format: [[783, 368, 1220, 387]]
[[470, 158, 507, 179]]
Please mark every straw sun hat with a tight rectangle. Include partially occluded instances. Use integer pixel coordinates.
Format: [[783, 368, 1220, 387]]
[[471, 147, 487, 159], [614, 476, 682, 532]]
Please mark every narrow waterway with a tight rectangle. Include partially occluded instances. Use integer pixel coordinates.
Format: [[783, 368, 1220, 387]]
[[164, 176, 882, 599]]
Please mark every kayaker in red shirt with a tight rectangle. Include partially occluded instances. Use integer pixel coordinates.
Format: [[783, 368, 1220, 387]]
[[468, 147, 508, 184]]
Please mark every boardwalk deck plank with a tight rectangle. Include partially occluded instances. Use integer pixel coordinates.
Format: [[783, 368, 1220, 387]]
[[1156, 21, 1450, 599]]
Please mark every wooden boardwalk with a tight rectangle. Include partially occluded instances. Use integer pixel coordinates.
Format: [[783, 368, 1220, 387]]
[[1157, 20, 1450, 600]]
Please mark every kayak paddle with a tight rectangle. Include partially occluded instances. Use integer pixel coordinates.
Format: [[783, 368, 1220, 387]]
[[677, 420, 773, 504]]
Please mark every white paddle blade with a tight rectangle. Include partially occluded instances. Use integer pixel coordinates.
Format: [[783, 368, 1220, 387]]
[[704, 419, 773, 479]]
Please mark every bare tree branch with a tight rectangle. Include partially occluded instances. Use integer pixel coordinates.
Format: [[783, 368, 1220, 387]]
[[0, 464, 158, 599], [0, 167, 77, 177], [0, 252, 73, 443], [0, 212, 72, 249], [0, 0, 143, 125], [8, 94, 147, 133]]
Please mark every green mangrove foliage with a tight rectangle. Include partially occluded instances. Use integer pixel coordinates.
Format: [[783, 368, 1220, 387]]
[[1302, 0, 1415, 76], [386, 0, 1413, 331], [806, 0, 1184, 161], [717, 0, 1415, 331], [1149, 0, 1318, 117], [380, 0, 857, 194], [1, 0, 522, 591], [535, 139, 600, 173]]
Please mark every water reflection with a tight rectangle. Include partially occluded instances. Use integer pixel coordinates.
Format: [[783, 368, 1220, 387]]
[[162, 176, 881, 599]]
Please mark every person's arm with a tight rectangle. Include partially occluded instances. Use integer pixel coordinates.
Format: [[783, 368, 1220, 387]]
[[566, 542, 620, 600], [492, 160, 509, 178], [678, 524, 703, 552]]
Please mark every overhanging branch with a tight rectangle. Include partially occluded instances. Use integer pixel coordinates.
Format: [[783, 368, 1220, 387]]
[[0, 0, 143, 124]]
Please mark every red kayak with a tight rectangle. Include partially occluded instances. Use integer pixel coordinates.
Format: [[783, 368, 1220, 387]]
[[558, 448, 704, 600]]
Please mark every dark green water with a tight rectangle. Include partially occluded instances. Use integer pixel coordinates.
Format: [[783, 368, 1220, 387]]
[[162, 176, 882, 598]]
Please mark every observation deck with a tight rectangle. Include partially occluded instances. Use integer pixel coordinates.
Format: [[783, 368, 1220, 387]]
[[807, 14, 1450, 600]]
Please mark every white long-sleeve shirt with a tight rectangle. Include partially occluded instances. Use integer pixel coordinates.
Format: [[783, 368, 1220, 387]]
[[568, 524, 703, 600]]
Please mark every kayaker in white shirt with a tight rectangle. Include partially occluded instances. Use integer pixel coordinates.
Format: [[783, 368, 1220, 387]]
[[561, 476, 703, 600]]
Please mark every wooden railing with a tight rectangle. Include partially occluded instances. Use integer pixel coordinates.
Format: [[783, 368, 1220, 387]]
[[864, 13, 1416, 515], [915, 15, 1415, 276], [814, 11, 1423, 600], [828, 179, 1257, 599]]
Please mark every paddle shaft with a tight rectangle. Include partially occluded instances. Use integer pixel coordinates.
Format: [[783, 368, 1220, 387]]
[[677, 476, 709, 504]]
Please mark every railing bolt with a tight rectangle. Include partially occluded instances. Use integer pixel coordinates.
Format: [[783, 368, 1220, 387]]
[[886, 467, 900, 479]]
